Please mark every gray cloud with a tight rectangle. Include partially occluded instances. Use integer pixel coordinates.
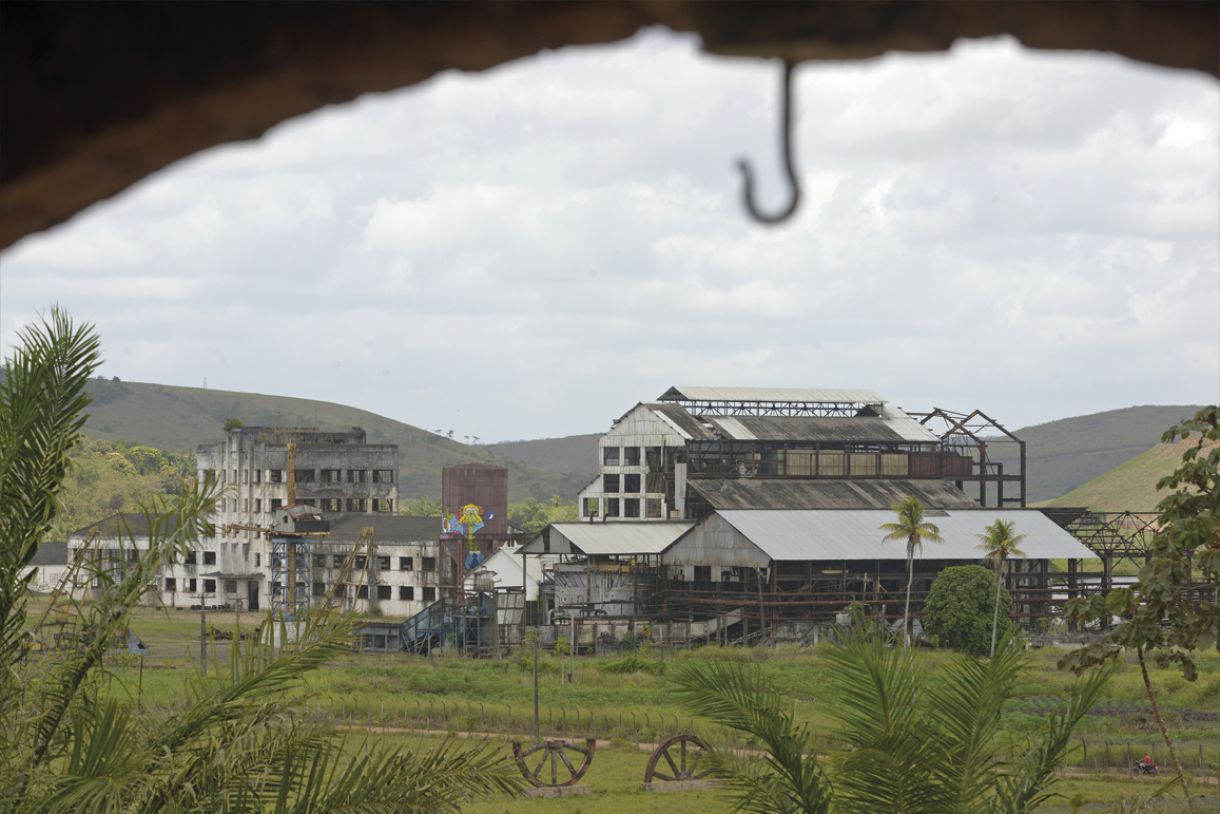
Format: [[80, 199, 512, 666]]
[[2, 31, 1217, 441]]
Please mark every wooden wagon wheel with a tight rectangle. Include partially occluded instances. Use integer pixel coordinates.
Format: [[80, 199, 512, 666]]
[[512, 738, 595, 787], [644, 733, 710, 783]]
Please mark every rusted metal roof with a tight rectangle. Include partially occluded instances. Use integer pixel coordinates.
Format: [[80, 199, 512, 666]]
[[660, 386, 882, 404], [705, 415, 936, 443], [521, 522, 694, 556], [689, 478, 980, 510], [717, 509, 1097, 561]]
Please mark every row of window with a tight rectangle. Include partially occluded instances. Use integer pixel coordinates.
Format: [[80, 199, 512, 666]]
[[207, 469, 395, 485], [166, 577, 436, 603], [582, 497, 663, 518], [307, 583, 435, 602], [310, 554, 436, 571], [217, 497, 394, 514], [602, 473, 644, 493], [165, 577, 237, 594], [602, 446, 665, 467]]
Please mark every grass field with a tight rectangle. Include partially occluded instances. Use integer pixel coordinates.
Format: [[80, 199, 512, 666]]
[[29, 601, 1220, 812]]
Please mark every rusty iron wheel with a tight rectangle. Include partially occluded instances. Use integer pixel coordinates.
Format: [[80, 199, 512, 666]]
[[512, 738, 596, 787], [644, 733, 710, 783]]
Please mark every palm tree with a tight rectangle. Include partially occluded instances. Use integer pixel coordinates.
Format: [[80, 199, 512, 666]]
[[977, 519, 1027, 658], [675, 623, 1115, 814], [1, 312, 522, 813], [880, 497, 943, 646]]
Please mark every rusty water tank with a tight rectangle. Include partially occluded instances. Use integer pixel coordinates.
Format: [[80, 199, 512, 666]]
[[441, 462, 508, 537]]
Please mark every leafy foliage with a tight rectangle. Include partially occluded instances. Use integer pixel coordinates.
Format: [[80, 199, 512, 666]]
[[1, 312, 524, 814], [508, 496, 578, 534], [924, 565, 1010, 657], [676, 624, 1113, 814], [1060, 405, 1218, 812]]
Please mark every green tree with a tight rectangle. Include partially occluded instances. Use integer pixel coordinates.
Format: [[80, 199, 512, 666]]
[[399, 497, 443, 517], [509, 497, 551, 533], [977, 519, 1026, 657], [0, 312, 522, 813], [223, 416, 244, 431], [880, 497, 943, 646], [1061, 406, 1218, 814], [924, 565, 1010, 656], [675, 624, 1113, 814]]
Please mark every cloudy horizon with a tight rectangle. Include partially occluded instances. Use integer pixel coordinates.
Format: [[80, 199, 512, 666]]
[[2, 30, 1217, 442]]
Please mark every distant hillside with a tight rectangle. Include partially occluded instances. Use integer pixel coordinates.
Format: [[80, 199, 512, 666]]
[[485, 434, 599, 481], [80, 379, 586, 501], [994, 405, 1205, 503], [1039, 437, 1207, 511]]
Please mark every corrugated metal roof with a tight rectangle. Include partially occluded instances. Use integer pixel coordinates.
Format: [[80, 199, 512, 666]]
[[649, 403, 716, 439], [707, 416, 917, 442], [717, 509, 1097, 561], [326, 513, 441, 542], [526, 522, 694, 556], [878, 405, 940, 442], [689, 479, 980, 510], [660, 386, 883, 404]]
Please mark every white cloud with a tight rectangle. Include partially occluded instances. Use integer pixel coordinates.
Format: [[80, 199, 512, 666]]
[[2, 32, 1217, 441]]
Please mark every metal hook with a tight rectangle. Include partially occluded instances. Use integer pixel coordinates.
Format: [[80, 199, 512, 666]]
[[737, 60, 801, 225]]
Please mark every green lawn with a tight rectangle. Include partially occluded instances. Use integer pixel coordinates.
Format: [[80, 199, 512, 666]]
[[28, 600, 1220, 811]]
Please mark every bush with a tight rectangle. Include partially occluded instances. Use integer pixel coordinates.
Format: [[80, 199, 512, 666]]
[[923, 565, 1010, 656]]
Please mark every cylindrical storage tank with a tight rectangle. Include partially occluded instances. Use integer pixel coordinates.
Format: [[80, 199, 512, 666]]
[[441, 463, 508, 537]]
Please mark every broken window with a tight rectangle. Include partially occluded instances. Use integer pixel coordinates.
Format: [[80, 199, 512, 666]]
[[312, 582, 326, 598], [605, 498, 620, 517], [355, 555, 367, 569], [399, 586, 414, 601], [603, 474, 619, 493], [603, 446, 620, 466], [694, 566, 711, 583], [624, 447, 640, 466], [376, 585, 392, 600], [254, 498, 262, 513], [312, 554, 325, 568], [422, 587, 436, 602], [255, 553, 261, 567], [645, 498, 662, 518], [295, 468, 315, 483], [187, 578, 197, 593], [203, 579, 216, 594], [373, 469, 394, 483], [270, 499, 283, 511], [184, 551, 197, 565], [165, 577, 176, 591], [372, 498, 392, 512], [624, 498, 640, 518], [346, 469, 366, 483], [203, 551, 216, 565], [321, 469, 342, 483], [346, 498, 366, 512], [422, 557, 436, 572], [270, 469, 283, 483], [357, 585, 369, 600], [399, 556, 413, 571], [623, 473, 640, 493], [582, 498, 599, 518], [321, 498, 341, 512], [331, 554, 342, 568], [377, 556, 391, 570]]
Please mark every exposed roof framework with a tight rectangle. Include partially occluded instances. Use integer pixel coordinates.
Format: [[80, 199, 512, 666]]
[[659, 386, 882, 417]]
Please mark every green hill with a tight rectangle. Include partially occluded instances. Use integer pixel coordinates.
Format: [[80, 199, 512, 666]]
[[1038, 438, 1207, 511], [993, 405, 1205, 503], [485, 434, 599, 482], [80, 378, 585, 501]]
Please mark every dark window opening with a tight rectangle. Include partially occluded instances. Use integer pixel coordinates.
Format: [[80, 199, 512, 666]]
[[377, 556, 391, 570], [333, 554, 344, 568], [373, 469, 395, 483], [603, 446, 620, 466], [203, 579, 216, 594], [164, 577, 176, 591], [203, 551, 216, 565], [422, 586, 436, 602], [357, 585, 369, 599], [376, 584, 392, 600], [184, 551, 197, 565], [605, 498, 620, 517], [399, 556, 413, 570], [399, 585, 414, 600], [623, 473, 640, 493], [312, 582, 326, 597], [187, 578, 197, 593], [624, 447, 641, 466], [603, 474, 619, 493], [422, 557, 436, 571], [645, 498, 662, 518], [295, 469, 315, 483], [582, 498, 599, 517], [623, 498, 640, 518]]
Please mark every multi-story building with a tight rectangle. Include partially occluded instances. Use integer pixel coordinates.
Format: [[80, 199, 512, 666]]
[[577, 386, 1017, 521]]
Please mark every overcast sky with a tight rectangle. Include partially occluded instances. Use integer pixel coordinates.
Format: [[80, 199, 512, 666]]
[[2, 30, 1217, 442]]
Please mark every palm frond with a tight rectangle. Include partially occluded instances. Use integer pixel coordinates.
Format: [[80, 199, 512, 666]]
[[927, 633, 1026, 813], [674, 661, 831, 814], [992, 662, 1116, 814], [824, 623, 948, 814]]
